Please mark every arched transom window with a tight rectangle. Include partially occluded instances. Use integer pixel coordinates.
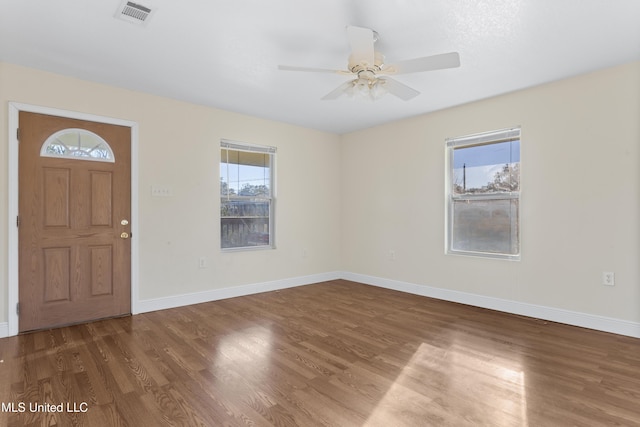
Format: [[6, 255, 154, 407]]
[[40, 128, 115, 162]]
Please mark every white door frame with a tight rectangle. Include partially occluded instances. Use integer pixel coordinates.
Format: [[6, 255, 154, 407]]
[[7, 102, 140, 337]]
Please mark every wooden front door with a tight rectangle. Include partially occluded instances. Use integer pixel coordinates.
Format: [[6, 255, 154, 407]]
[[18, 112, 131, 332]]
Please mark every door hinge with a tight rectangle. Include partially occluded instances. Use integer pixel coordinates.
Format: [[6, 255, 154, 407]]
[[16, 216, 20, 227], [16, 302, 20, 315], [16, 128, 20, 140]]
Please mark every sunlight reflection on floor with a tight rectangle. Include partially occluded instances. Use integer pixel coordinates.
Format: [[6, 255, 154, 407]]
[[364, 341, 528, 426], [215, 326, 273, 372]]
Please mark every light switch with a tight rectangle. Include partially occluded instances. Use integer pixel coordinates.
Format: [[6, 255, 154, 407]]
[[151, 185, 173, 197]]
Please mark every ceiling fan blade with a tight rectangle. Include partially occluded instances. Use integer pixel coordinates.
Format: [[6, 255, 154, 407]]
[[321, 81, 354, 100], [380, 77, 420, 101], [278, 65, 350, 74], [346, 25, 375, 67], [383, 52, 460, 75]]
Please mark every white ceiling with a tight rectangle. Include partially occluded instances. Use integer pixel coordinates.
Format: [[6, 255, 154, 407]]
[[1, 0, 639, 134]]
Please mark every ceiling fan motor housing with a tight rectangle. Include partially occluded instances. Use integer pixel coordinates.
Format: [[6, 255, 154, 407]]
[[349, 51, 386, 74]]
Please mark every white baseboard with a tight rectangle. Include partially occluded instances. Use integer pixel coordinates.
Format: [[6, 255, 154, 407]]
[[136, 271, 342, 314], [342, 272, 640, 339], [0, 322, 8, 339], [4, 271, 638, 340]]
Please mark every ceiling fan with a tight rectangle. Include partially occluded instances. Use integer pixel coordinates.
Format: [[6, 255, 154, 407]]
[[278, 25, 460, 101]]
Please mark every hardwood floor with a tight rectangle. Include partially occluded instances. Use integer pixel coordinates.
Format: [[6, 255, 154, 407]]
[[1, 279, 639, 426]]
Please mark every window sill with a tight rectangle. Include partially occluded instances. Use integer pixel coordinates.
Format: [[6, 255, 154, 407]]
[[221, 245, 276, 253], [447, 249, 520, 261]]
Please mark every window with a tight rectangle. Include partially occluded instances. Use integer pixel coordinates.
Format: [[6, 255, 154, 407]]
[[446, 127, 520, 259], [40, 128, 115, 162], [220, 140, 275, 250]]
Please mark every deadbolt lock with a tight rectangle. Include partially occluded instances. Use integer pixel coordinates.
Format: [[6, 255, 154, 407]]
[[121, 219, 129, 226], [120, 232, 130, 239]]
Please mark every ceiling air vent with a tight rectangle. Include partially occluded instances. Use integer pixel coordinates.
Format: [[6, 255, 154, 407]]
[[115, 1, 155, 26]]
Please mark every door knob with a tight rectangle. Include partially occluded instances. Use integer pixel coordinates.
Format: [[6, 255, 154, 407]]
[[120, 232, 130, 239]]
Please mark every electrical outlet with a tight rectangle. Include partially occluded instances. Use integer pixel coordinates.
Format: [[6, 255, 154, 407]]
[[389, 250, 397, 261], [602, 272, 615, 286], [198, 257, 207, 269]]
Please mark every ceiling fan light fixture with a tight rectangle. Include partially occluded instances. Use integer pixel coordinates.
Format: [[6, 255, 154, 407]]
[[346, 77, 388, 101], [370, 79, 388, 100], [355, 79, 371, 98]]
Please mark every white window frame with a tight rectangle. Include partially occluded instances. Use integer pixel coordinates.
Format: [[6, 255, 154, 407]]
[[446, 127, 521, 260], [220, 139, 276, 251]]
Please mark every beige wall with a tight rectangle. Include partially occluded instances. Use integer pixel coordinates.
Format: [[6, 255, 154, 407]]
[[0, 62, 342, 324], [2, 60, 639, 330], [341, 61, 640, 322]]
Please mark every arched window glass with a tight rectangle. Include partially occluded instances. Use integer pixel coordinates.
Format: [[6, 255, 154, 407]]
[[40, 128, 115, 162]]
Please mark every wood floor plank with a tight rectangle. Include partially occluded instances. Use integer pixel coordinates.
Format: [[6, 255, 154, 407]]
[[1, 279, 640, 426]]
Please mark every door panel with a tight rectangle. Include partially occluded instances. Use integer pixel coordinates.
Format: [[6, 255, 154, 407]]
[[43, 168, 71, 227], [19, 112, 131, 332], [43, 247, 71, 302], [90, 245, 113, 296], [91, 171, 113, 226]]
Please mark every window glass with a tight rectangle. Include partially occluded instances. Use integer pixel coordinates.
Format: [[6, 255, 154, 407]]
[[447, 128, 520, 259], [452, 141, 520, 194], [220, 141, 275, 250], [41, 128, 115, 162], [450, 198, 519, 255]]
